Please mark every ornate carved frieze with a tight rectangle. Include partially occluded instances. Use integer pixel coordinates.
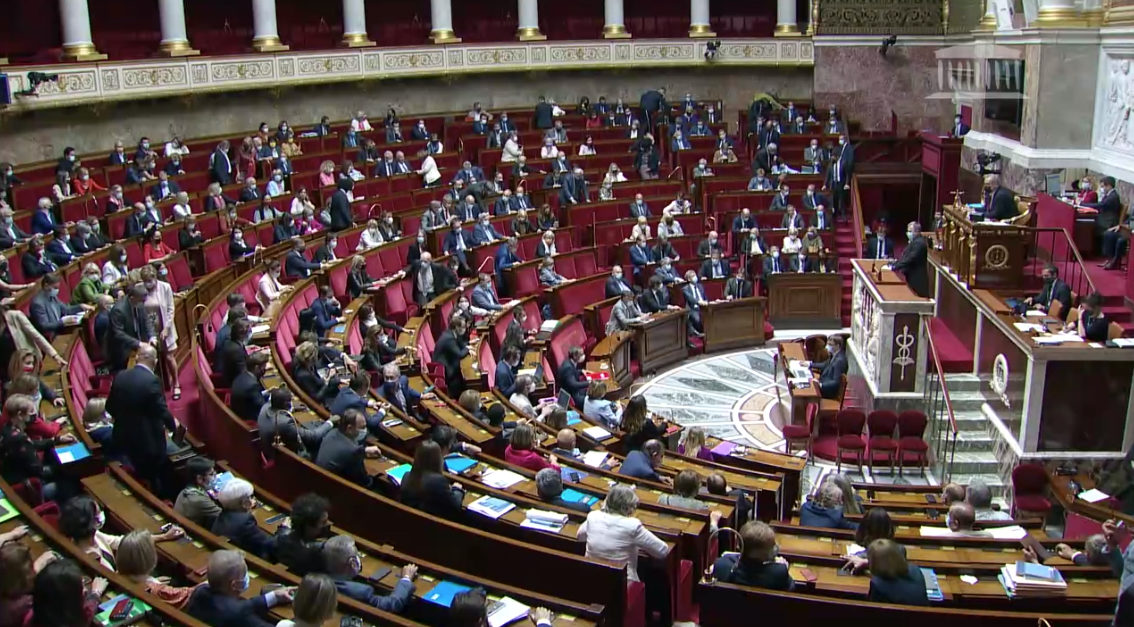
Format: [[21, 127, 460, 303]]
[[818, 0, 945, 35]]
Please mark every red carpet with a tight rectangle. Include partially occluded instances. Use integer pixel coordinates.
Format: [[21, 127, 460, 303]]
[[1082, 257, 1133, 335], [927, 317, 972, 373], [832, 220, 858, 327]]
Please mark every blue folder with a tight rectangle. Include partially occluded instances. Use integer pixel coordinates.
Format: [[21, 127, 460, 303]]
[[561, 488, 599, 506], [444, 455, 478, 473], [566, 411, 582, 425], [54, 442, 91, 464], [385, 464, 413, 485], [424, 581, 472, 607], [333, 324, 347, 334]]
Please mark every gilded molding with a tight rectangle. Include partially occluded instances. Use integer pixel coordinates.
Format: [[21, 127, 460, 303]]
[[0, 38, 813, 112], [817, 0, 945, 35]]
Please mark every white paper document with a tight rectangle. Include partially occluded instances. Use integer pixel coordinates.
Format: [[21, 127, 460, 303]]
[[481, 469, 525, 489]]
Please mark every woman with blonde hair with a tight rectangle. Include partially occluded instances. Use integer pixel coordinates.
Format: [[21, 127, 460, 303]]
[[115, 530, 198, 608], [290, 341, 338, 404], [583, 381, 621, 429], [317, 160, 337, 188], [824, 472, 863, 515], [603, 163, 628, 186], [679, 427, 712, 461], [278, 574, 338, 627], [82, 397, 113, 447], [71, 263, 107, 306], [139, 265, 180, 399], [357, 219, 384, 251]]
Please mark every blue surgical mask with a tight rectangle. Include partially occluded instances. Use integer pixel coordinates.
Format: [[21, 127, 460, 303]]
[[238, 572, 250, 592]]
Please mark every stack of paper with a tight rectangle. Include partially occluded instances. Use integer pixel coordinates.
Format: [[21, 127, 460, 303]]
[[984, 525, 1028, 540], [583, 425, 612, 440], [1077, 488, 1110, 503], [581, 450, 609, 467], [487, 596, 532, 627], [1113, 338, 1134, 348], [482, 468, 525, 489], [468, 495, 516, 519], [520, 508, 569, 533], [999, 561, 1067, 597]]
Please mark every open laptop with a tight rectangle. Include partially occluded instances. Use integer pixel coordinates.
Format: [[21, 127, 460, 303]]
[[557, 390, 573, 409]]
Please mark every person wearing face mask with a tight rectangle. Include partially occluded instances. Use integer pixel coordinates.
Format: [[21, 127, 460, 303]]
[[321, 535, 416, 612], [0, 163, 21, 206], [697, 230, 723, 259], [71, 167, 104, 196], [806, 335, 847, 399], [177, 216, 203, 251], [139, 265, 180, 398], [83, 216, 108, 248], [0, 393, 75, 503], [554, 345, 590, 409], [604, 265, 632, 299], [59, 495, 183, 572], [682, 270, 709, 336], [100, 244, 130, 289], [1021, 264, 1072, 321], [762, 245, 784, 279], [890, 221, 930, 297], [21, 236, 56, 281], [0, 205, 28, 249], [824, 133, 854, 219], [265, 168, 286, 197], [143, 229, 173, 263], [316, 408, 381, 488], [271, 492, 335, 577], [229, 227, 255, 260], [312, 234, 339, 264], [43, 225, 76, 267], [71, 262, 108, 306], [211, 476, 286, 560], [256, 259, 289, 318], [770, 185, 792, 212], [442, 217, 472, 267], [471, 213, 504, 246], [186, 549, 295, 627], [950, 114, 970, 138], [29, 273, 86, 337]]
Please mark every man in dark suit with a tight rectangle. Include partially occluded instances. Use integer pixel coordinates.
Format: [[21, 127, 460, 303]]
[[605, 266, 632, 298], [453, 160, 485, 185], [328, 178, 355, 232], [556, 345, 589, 409], [231, 351, 270, 423], [638, 87, 666, 128], [535, 468, 591, 513], [950, 114, 970, 138], [315, 409, 379, 488], [442, 219, 473, 266], [493, 236, 522, 287], [186, 550, 293, 627], [44, 225, 78, 266], [865, 224, 895, 259], [1081, 175, 1122, 234], [148, 170, 181, 201], [433, 316, 471, 396], [639, 276, 673, 313], [30, 273, 85, 337], [620, 439, 665, 482], [309, 285, 343, 337], [209, 141, 233, 185], [725, 268, 753, 300], [762, 246, 785, 279], [697, 231, 723, 258], [628, 236, 652, 279], [825, 135, 854, 218], [1025, 264, 1073, 321], [983, 174, 1018, 221], [328, 372, 384, 433], [682, 271, 708, 335], [534, 96, 554, 130], [891, 221, 930, 297], [285, 238, 322, 279], [629, 194, 650, 218], [212, 481, 281, 559], [105, 284, 153, 371], [373, 151, 397, 177], [699, 250, 730, 280], [495, 345, 521, 397], [108, 343, 178, 496], [378, 363, 422, 417], [753, 142, 778, 175], [811, 335, 848, 399]]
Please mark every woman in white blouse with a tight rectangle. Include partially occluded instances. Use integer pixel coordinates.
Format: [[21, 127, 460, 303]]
[[164, 136, 190, 157], [257, 258, 289, 318], [357, 219, 384, 251], [577, 484, 669, 583], [578, 136, 597, 156], [540, 141, 559, 160], [657, 213, 684, 238], [169, 191, 193, 221], [628, 216, 651, 242], [102, 244, 131, 288], [290, 187, 315, 216], [501, 132, 523, 163], [416, 151, 441, 187], [604, 163, 628, 186], [782, 228, 803, 255]]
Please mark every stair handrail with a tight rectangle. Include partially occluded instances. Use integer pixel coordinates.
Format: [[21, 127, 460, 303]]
[[923, 315, 959, 483], [1017, 225, 1098, 297], [850, 174, 865, 259]]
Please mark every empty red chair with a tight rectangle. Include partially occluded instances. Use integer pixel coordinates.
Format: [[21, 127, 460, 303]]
[[866, 410, 898, 475], [782, 401, 816, 460], [1011, 463, 1052, 518], [896, 410, 928, 476], [835, 409, 866, 473]]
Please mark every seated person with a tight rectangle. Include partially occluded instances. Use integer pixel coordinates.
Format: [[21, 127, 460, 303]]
[[400, 440, 465, 519], [315, 409, 380, 488], [538, 256, 567, 286], [936, 502, 991, 537], [747, 169, 773, 191], [583, 381, 622, 429], [619, 439, 666, 483], [535, 467, 592, 514], [321, 535, 416, 612], [711, 521, 794, 590], [658, 469, 713, 512], [1064, 292, 1108, 342], [186, 550, 294, 626], [173, 456, 222, 530], [781, 228, 802, 255], [866, 539, 929, 606], [810, 335, 847, 400], [799, 482, 858, 530], [966, 479, 1011, 521], [504, 423, 558, 472], [274, 493, 333, 576], [1023, 264, 1072, 321], [211, 478, 279, 560], [940, 482, 966, 505]]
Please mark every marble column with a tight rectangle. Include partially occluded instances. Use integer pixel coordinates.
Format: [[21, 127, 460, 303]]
[[516, 0, 547, 41], [775, 0, 800, 35], [157, 0, 200, 57], [428, 0, 461, 43], [251, 0, 289, 52], [603, 0, 631, 38], [59, 0, 106, 61], [341, 0, 375, 47], [689, 0, 716, 38], [1034, 0, 1086, 25]]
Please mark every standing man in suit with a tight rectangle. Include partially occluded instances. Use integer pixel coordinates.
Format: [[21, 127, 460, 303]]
[[682, 271, 708, 336], [725, 268, 753, 300], [105, 284, 153, 371], [825, 134, 854, 219], [231, 351, 270, 423], [754, 143, 778, 175], [494, 236, 522, 288], [639, 87, 667, 128], [328, 178, 354, 232], [605, 265, 633, 298], [209, 141, 232, 185], [30, 273, 86, 337], [950, 113, 970, 138], [556, 345, 589, 409], [1025, 264, 1073, 321], [534, 96, 554, 130], [1081, 175, 1122, 236], [892, 221, 930, 297], [412, 252, 456, 306], [433, 316, 471, 396], [865, 223, 895, 259], [983, 174, 1018, 221], [810, 336, 848, 399], [108, 343, 179, 497]]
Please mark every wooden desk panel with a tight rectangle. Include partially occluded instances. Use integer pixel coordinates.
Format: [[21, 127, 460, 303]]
[[636, 310, 688, 374], [768, 273, 842, 328], [703, 296, 767, 352]]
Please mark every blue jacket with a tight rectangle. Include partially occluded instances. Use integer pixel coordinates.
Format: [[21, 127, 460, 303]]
[[309, 298, 339, 336], [334, 576, 415, 612], [329, 387, 368, 417], [377, 376, 420, 414], [30, 210, 55, 235], [472, 223, 504, 246], [211, 510, 277, 560], [494, 244, 521, 281], [443, 229, 472, 261], [471, 284, 502, 311], [495, 360, 517, 397], [798, 499, 858, 530], [629, 244, 652, 269], [186, 585, 275, 627], [620, 450, 661, 482]]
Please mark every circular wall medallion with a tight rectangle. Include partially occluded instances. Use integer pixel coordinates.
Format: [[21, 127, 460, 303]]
[[985, 244, 1009, 269], [991, 353, 1010, 405]]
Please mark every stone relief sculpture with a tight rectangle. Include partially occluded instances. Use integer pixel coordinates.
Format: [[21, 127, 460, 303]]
[[1101, 58, 1134, 150]]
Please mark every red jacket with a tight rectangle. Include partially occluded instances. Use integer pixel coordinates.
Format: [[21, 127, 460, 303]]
[[504, 445, 557, 472]]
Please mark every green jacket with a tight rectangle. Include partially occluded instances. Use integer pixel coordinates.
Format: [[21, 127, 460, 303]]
[[71, 276, 107, 305]]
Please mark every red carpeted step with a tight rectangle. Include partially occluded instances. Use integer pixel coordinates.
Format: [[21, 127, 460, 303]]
[[927, 318, 972, 373]]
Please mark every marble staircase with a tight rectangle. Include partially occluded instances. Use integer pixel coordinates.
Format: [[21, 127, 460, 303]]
[[928, 373, 1011, 499]]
